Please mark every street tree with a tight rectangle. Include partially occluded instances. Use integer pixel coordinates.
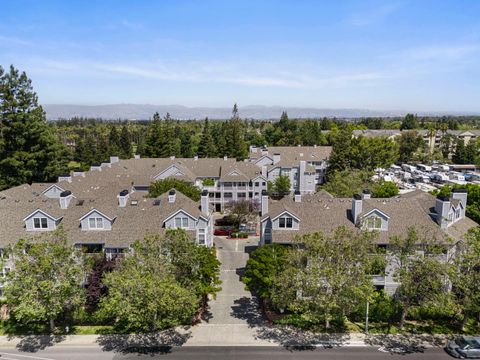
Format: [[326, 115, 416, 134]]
[[4, 229, 85, 332], [450, 227, 480, 331], [272, 227, 376, 329], [389, 227, 449, 329]]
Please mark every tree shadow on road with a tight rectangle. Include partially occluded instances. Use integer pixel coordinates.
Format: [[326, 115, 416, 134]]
[[8, 334, 66, 352], [365, 333, 446, 354], [254, 325, 351, 351], [96, 327, 191, 355]]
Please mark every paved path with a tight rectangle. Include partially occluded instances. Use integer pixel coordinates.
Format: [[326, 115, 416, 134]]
[[185, 236, 266, 345]]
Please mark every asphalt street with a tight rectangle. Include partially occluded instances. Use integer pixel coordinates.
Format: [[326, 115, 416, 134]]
[[0, 346, 454, 360]]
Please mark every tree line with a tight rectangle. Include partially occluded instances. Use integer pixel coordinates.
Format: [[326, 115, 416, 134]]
[[243, 226, 480, 332], [2, 229, 221, 333]]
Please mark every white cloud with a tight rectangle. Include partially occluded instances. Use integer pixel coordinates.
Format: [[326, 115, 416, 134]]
[[345, 3, 401, 27]]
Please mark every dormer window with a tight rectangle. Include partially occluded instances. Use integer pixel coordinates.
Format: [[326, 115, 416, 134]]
[[366, 216, 382, 230], [279, 216, 293, 228], [88, 217, 104, 230], [33, 217, 48, 229]]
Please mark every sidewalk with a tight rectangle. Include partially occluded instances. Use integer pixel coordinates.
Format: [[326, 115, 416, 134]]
[[0, 330, 449, 349]]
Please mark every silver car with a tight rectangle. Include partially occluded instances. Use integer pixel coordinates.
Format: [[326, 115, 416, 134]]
[[446, 336, 480, 358]]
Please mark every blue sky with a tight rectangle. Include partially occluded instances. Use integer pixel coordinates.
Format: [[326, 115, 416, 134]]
[[1, 0, 480, 112]]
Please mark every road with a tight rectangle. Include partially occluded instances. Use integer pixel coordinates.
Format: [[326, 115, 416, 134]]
[[0, 346, 454, 359]]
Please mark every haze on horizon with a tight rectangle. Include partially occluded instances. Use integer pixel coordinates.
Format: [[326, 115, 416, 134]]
[[1, 0, 480, 113]]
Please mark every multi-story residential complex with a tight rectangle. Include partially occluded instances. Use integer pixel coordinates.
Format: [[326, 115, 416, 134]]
[[353, 129, 480, 158], [259, 188, 477, 294], [248, 145, 331, 193]]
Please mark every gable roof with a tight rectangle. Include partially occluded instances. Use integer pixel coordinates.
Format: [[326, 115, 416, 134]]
[[79, 208, 115, 222], [23, 209, 59, 222]]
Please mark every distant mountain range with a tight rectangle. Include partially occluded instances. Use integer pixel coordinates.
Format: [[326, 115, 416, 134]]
[[43, 104, 478, 120]]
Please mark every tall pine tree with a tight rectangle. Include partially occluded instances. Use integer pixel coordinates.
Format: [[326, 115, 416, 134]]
[[224, 103, 248, 160], [119, 125, 132, 159], [0, 65, 68, 189], [198, 118, 217, 157]]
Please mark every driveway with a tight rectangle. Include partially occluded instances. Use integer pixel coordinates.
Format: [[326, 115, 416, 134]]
[[185, 236, 266, 345]]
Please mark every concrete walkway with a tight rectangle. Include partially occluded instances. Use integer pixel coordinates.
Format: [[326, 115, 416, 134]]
[[185, 236, 266, 345]]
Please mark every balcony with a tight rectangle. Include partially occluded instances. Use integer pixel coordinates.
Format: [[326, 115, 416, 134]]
[[371, 275, 386, 286]]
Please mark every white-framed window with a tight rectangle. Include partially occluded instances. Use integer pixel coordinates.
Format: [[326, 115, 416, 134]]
[[366, 216, 382, 230], [278, 216, 293, 228], [88, 217, 104, 229], [33, 217, 48, 229], [175, 217, 189, 229], [198, 228, 206, 245]]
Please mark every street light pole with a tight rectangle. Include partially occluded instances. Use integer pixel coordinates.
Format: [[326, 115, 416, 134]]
[[365, 300, 369, 334]]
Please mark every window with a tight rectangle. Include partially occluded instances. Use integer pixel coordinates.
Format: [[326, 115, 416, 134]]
[[255, 182, 259, 187], [33, 217, 48, 229], [175, 217, 189, 228], [366, 216, 382, 230], [278, 216, 293, 228], [88, 217, 104, 229], [224, 192, 233, 198], [238, 193, 246, 198], [198, 228, 206, 245]]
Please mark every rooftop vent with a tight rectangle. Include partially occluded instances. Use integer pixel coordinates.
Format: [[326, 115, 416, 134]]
[[130, 200, 138, 206], [60, 190, 72, 198], [119, 189, 129, 197], [76, 199, 85, 206], [153, 199, 161, 206]]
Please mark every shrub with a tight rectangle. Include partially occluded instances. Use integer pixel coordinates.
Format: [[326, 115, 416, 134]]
[[202, 178, 215, 187]]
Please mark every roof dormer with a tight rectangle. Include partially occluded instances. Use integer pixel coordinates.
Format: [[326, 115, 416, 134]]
[[23, 209, 61, 232], [79, 209, 114, 231]]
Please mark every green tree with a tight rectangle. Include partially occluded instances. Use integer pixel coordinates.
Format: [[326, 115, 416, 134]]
[[328, 128, 353, 173], [0, 65, 68, 189], [243, 244, 288, 301], [198, 118, 217, 157], [108, 126, 121, 156], [321, 169, 372, 197], [272, 227, 376, 328], [119, 125, 132, 159], [161, 230, 221, 299], [397, 130, 426, 163], [400, 113, 419, 130], [350, 136, 399, 171], [224, 104, 248, 160], [142, 112, 163, 157], [149, 178, 201, 201], [450, 227, 480, 331], [390, 227, 449, 329], [4, 229, 85, 332], [372, 181, 399, 198], [268, 175, 291, 197], [99, 239, 197, 332]]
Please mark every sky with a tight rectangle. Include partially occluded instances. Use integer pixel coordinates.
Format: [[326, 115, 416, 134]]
[[1, 0, 480, 112]]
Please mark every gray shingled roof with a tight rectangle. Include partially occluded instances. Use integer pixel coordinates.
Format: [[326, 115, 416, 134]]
[[264, 190, 478, 244]]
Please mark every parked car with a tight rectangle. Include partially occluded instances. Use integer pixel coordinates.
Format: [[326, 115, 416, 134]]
[[215, 215, 236, 226], [214, 227, 235, 236], [446, 336, 480, 358]]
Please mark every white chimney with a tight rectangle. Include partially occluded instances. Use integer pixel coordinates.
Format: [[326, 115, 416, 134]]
[[435, 195, 451, 229], [170, 156, 175, 160], [168, 189, 176, 203], [273, 153, 281, 164], [294, 190, 301, 203], [110, 156, 119, 163], [201, 190, 209, 215], [117, 189, 129, 207], [261, 166, 267, 177], [250, 145, 257, 153], [194, 155, 199, 161], [351, 194, 363, 225], [261, 190, 269, 216], [134, 154, 140, 159], [58, 174, 72, 183], [362, 189, 371, 200], [224, 155, 228, 161], [59, 190, 73, 209]]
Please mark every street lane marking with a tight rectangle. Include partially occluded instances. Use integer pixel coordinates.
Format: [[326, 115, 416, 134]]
[[0, 352, 57, 360]]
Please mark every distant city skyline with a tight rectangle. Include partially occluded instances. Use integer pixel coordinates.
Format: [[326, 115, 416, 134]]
[[1, 0, 480, 112]]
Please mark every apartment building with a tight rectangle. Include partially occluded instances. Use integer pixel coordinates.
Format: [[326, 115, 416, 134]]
[[259, 188, 477, 294], [248, 145, 332, 194]]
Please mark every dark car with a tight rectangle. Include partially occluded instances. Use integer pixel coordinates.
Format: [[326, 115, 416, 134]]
[[446, 336, 480, 358]]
